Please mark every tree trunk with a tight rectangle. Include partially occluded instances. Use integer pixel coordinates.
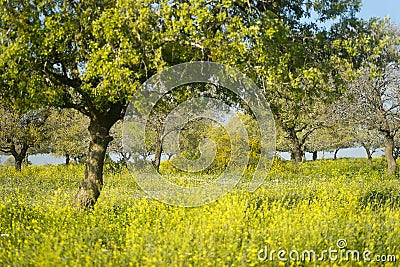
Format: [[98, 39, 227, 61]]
[[321, 150, 325, 160], [66, 153, 70, 165], [10, 143, 29, 172], [15, 157, 23, 172], [333, 149, 339, 160], [290, 148, 302, 165], [73, 118, 114, 209], [362, 145, 372, 163], [383, 134, 396, 176], [153, 137, 163, 172], [312, 151, 317, 161], [288, 129, 303, 165]]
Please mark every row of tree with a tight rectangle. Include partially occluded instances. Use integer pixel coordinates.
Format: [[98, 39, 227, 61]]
[[0, 104, 396, 169], [1, 0, 400, 208]]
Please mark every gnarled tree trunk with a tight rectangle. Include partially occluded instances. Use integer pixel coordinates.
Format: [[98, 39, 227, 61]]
[[10, 143, 29, 172], [290, 146, 303, 165], [73, 117, 114, 209], [383, 133, 396, 176], [288, 129, 304, 165], [14, 156, 23, 172]]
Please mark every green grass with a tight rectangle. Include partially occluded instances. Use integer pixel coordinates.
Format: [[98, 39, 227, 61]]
[[0, 158, 399, 266]]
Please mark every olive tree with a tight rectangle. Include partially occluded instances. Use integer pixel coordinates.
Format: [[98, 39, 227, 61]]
[[0, 104, 50, 171], [0, 0, 267, 208]]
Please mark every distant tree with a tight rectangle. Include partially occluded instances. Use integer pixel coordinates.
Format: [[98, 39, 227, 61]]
[[231, 113, 263, 169], [350, 126, 383, 162], [47, 109, 89, 165], [141, 83, 244, 172], [305, 124, 383, 162], [108, 120, 155, 165], [167, 118, 216, 172], [305, 125, 354, 160], [0, 104, 50, 171], [185, 113, 264, 171], [108, 121, 130, 165]]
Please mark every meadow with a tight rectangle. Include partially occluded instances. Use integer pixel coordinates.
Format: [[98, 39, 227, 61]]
[[0, 158, 399, 266]]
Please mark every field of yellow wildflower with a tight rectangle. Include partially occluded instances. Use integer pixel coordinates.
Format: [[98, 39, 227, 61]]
[[0, 158, 399, 266]]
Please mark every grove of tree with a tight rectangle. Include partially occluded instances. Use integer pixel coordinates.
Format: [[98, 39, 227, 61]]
[[1, 0, 400, 208]]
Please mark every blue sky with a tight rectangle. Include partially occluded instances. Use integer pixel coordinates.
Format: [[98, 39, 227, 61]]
[[358, 0, 400, 23]]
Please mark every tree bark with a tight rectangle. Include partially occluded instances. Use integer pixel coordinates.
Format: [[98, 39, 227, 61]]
[[10, 143, 29, 172], [383, 134, 396, 176], [153, 137, 163, 172], [66, 153, 70, 165], [288, 129, 303, 165], [312, 151, 317, 161], [73, 117, 114, 209], [15, 157, 23, 172], [290, 148, 302, 164]]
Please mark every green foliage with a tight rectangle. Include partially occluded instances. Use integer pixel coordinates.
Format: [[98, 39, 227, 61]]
[[1, 159, 400, 266], [47, 109, 89, 163], [305, 125, 355, 153], [0, 104, 50, 170], [0, 0, 272, 112], [240, 2, 360, 162], [0, 107, 50, 151]]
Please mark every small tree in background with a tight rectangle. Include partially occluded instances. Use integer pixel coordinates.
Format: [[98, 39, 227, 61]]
[[47, 109, 89, 165], [351, 126, 383, 162], [0, 104, 50, 171], [108, 121, 131, 165], [305, 126, 355, 160]]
